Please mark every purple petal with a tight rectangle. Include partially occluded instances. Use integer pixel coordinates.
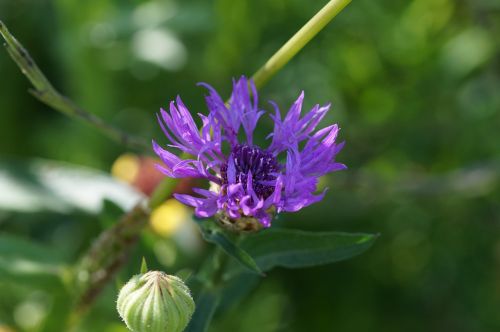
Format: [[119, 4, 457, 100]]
[[282, 189, 327, 212], [268, 91, 333, 155], [174, 191, 218, 218], [199, 82, 240, 145], [227, 156, 236, 184], [255, 210, 272, 228], [152, 140, 201, 178], [230, 77, 262, 145]]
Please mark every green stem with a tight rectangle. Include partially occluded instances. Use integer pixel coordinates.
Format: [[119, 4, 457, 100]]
[[0, 20, 150, 152], [251, 0, 351, 88], [69, 203, 150, 327], [196, 245, 227, 290]]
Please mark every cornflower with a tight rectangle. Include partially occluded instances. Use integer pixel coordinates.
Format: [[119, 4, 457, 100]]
[[153, 77, 345, 231]]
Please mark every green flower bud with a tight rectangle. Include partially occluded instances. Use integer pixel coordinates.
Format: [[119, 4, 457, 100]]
[[117, 271, 195, 332]]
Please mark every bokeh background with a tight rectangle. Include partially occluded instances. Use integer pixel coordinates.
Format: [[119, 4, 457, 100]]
[[1, 0, 500, 331]]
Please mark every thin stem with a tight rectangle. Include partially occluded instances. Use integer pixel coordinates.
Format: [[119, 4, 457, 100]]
[[251, 0, 351, 88], [195, 245, 227, 290], [0, 20, 150, 152]]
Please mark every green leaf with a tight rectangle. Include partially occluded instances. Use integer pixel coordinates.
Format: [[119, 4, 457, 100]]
[[0, 234, 66, 288], [226, 229, 378, 276], [185, 291, 220, 332], [211, 232, 263, 276], [140, 257, 148, 274], [199, 224, 263, 276]]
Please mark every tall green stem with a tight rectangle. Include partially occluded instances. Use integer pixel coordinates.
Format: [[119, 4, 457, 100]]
[[252, 0, 351, 88], [0, 20, 150, 152]]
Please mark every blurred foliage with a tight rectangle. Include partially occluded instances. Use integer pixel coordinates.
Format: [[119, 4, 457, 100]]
[[1, 0, 500, 331]]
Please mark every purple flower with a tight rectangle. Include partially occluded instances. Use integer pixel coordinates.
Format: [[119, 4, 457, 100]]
[[153, 76, 346, 229]]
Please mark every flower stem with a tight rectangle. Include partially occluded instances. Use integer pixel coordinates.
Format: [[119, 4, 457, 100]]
[[0, 20, 150, 153], [251, 0, 351, 88], [68, 203, 150, 328]]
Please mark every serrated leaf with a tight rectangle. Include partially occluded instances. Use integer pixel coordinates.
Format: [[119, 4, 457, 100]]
[[225, 229, 378, 277]]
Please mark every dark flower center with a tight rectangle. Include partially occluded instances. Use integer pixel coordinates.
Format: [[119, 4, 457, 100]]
[[220, 144, 281, 199]]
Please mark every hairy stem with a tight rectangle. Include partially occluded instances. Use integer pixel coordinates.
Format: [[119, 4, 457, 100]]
[[72, 203, 149, 315], [252, 0, 351, 88], [0, 20, 150, 152]]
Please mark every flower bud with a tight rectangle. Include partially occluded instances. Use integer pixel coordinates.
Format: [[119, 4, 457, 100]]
[[117, 271, 195, 332]]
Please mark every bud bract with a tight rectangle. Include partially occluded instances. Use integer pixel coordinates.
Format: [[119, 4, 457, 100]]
[[117, 271, 195, 332]]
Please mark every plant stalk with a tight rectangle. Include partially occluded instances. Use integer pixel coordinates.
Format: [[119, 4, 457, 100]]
[[251, 0, 351, 88], [0, 20, 150, 152]]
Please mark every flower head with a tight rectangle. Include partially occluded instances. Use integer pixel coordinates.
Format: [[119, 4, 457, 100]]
[[117, 271, 194, 332], [153, 76, 346, 230]]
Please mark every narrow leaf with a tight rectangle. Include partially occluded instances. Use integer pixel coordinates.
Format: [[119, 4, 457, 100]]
[[226, 229, 378, 277], [140, 257, 148, 274], [199, 226, 263, 276]]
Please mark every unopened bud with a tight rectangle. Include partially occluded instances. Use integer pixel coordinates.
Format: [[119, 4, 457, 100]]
[[117, 271, 195, 332]]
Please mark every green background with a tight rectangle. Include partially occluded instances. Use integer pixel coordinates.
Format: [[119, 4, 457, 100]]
[[1, 0, 500, 331]]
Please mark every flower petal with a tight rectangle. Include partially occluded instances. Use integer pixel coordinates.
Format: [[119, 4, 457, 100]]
[[174, 191, 218, 218]]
